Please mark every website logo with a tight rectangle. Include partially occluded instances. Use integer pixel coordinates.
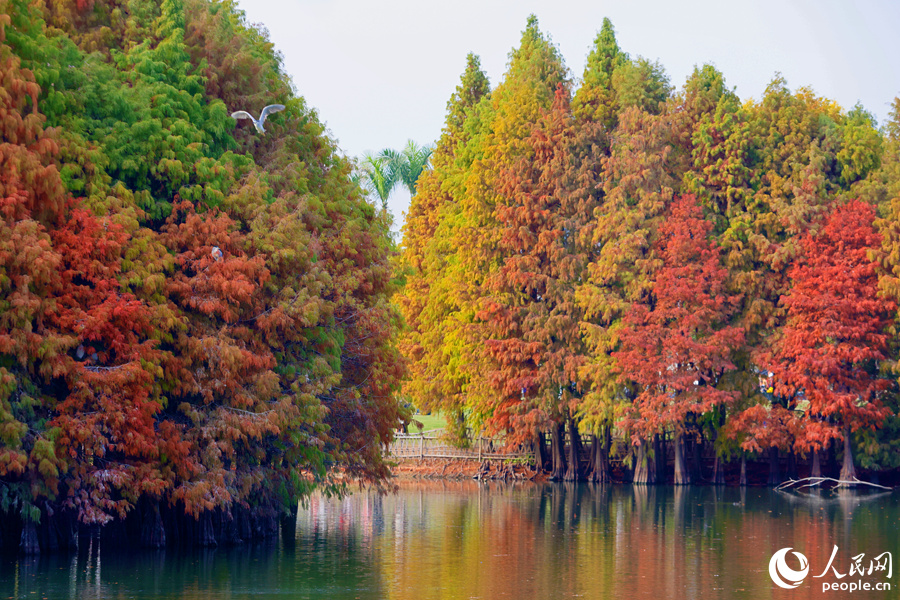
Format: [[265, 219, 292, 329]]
[[768, 546, 893, 592], [769, 548, 810, 589]]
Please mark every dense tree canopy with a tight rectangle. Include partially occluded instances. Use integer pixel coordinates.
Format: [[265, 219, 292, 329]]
[[4, 4, 900, 550], [0, 0, 403, 547], [398, 15, 900, 485]]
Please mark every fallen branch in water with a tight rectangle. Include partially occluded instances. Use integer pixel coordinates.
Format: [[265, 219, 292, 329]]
[[776, 476, 893, 492]]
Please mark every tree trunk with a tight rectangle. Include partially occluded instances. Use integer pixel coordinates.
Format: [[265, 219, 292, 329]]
[[712, 453, 726, 485], [534, 430, 549, 473], [564, 415, 583, 481], [690, 434, 703, 482], [37, 503, 59, 553], [827, 440, 839, 477], [60, 510, 78, 552], [220, 510, 243, 546], [767, 447, 780, 486], [840, 425, 857, 482], [141, 498, 166, 548], [632, 439, 656, 484], [786, 449, 798, 480], [235, 505, 252, 543], [281, 509, 298, 549], [20, 521, 39, 555], [593, 425, 611, 484], [739, 454, 747, 487], [673, 431, 690, 485], [811, 448, 822, 478], [654, 433, 666, 483], [587, 434, 598, 477], [449, 408, 469, 447], [549, 421, 567, 481], [197, 512, 217, 547]]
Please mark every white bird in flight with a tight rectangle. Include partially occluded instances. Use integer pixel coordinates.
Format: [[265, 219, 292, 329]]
[[230, 104, 285, 134]]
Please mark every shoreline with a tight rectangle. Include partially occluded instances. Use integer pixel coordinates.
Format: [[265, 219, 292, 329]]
[[390, 457, 900, 487], [391, 458, 543, 481]]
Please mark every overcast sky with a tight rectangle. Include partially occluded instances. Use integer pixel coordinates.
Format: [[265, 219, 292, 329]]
[[235, 0, 900, 233]]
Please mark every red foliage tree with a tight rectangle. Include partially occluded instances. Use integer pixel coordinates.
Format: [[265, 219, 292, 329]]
[[0, 37, 71, 522], [616, 195, 744, 483], [769, 199, 894, 481], [0, 34, 168, 527], [479, 87, 590, 480], [51, 205, 166, 524]]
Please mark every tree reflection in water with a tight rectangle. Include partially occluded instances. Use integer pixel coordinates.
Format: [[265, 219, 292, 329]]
[[2, 482, 896, 599]]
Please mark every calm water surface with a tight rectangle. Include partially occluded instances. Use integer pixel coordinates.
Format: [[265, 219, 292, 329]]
[[2, 482, 897, 599]]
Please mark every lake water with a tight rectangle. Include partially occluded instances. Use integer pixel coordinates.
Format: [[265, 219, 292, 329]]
[[2, 482, 897, 599]]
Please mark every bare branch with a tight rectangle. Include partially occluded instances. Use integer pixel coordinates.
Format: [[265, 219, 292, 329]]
[[776, 476, 893, 492]]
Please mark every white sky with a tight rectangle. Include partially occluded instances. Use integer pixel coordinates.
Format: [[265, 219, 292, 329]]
[[235, 0, 900, 233]]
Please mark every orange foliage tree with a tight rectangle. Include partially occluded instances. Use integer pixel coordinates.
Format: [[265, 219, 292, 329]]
[[769, 199, 895, 481], [616, 196, 744, 484]]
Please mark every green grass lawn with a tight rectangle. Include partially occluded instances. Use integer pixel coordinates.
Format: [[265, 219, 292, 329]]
[[409, 412, 447, 432]]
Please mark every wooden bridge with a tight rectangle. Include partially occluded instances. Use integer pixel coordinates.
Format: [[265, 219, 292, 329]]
[[387, 430, 533, 462]]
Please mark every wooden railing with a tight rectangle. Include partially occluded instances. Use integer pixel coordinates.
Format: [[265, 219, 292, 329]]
[[388, 430, 532, 462]]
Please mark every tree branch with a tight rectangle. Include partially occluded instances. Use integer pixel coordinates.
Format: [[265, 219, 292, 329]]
[[776, 476, 892, 492]]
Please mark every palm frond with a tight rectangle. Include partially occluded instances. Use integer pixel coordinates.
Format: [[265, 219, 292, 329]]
[[360, 152, 399, 209], [399, 140, 434, 195]]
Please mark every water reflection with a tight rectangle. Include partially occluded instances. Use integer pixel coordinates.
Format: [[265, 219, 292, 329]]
[[299, 482, 898, 600], [1, 483, 896, 599]]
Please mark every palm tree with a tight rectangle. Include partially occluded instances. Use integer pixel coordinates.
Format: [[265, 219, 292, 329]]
[[380, 140, 433, 195], [359, 152, 398, 210], [357, 140, 433, 209]]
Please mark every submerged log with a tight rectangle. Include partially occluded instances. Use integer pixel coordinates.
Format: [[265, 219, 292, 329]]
[[776, 477, 892, 492]]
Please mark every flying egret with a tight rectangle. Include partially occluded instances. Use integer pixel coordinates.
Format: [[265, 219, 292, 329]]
[[230, 104, 285, 134]]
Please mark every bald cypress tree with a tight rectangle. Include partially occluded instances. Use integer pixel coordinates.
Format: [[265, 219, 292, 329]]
[[0, 0, 404, 546], [447, 16, 576, 476], [397, 54, 490, 442], [572, 17, 627, 129]]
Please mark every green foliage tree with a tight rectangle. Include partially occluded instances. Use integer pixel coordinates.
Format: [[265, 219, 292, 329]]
[[0, 0, 403, 549], [358, 140, 433, 209], [396, 54, 490, 444], [394, 16, 900, 487], [453, 15, 571, 459]]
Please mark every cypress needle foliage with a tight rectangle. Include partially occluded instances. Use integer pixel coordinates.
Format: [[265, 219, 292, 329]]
[[397, 53, 490, 430], [398, 15, 900, 483], [0, 0, 403, 542]]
